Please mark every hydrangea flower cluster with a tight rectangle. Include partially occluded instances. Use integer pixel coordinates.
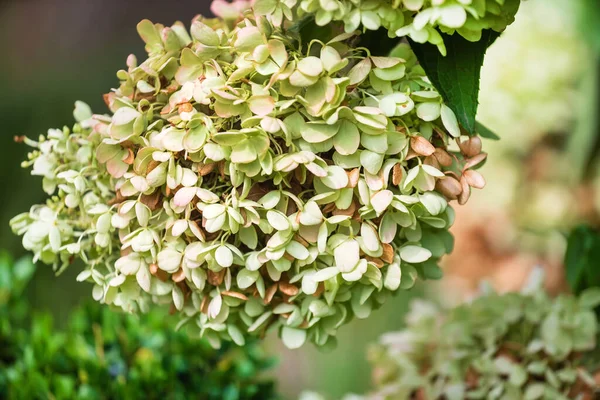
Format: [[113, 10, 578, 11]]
[[254, 0, 521, 54], [364, 287, 600, 399], [12, 6, 489, 348]]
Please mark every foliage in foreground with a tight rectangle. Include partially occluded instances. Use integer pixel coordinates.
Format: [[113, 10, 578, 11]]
[[0, 252, 278, 400], [360, 283, 600, 399]]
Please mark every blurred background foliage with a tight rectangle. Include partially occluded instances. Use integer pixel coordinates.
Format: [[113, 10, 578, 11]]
[[0, 0, 598, 399]]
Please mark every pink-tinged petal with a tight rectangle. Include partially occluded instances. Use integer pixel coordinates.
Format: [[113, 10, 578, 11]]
[[106, 159, 129, 178], [173, 187, 198, 207]]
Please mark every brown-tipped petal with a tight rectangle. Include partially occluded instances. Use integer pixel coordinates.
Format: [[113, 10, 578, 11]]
[[294, 234, 310, 247], [198, 162, 216, 176], [313, 283, 325, 297], [464, 152, 487, 170], [405, 149, 419, 161], [222, 291, 248, 301], [433, 148, 453, 167], [218, 160, 226, 180], [381, 243, 394, 264], [264, 284, 278, 304], [178, 102, 193, 114], [411, 136, 436, 156], [458, 175, 471, 205], [332, 201, 357, 217], [279, 282, 299, 296], [146, 160, 161, 174], [207, 269, 225, 286], [123, 148, 135, 165], [346, 168, 360, 188], [140, 190, 162, 211], [464, 169, 486, 189], [200, 295, 209, 314], [365, 256, 384, 268], [458, 136, 482, 158], [435, 176, 463, 200], [424, 155, 440, 169], [172, 268, 186, 283], [392, 163, 403, 186], [149, 263, 169, 282]]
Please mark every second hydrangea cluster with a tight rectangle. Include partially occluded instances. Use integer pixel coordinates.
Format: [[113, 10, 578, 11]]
[[364, 286, 600, 399], [254, 0, 521, 54]]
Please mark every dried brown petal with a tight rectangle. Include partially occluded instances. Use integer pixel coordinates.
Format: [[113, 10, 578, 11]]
[[423, 155, 440, 169], [146, 160, 161, 174], [458, 175, 471, 205], [222, 291, 249, 301], [172, 268, 186, 283], [322, 203, 337, 214], [381, 243, 394, 264], [264, 284, 278, 304], [458, 136, 482, 158], [332, 201, 357, 217], [347, 168, 360, 188], [463, 169, 486, 189], [207, 269, 225, 286], [313, 282, 325, 297], [178, 102, 193, 114], [149, 263, 169, 282], [279, 281, 299, 296], [464, 152, 487, 170], [198, 162, 216, 176], [218, 161, 226, 180], [140, 190, 162, 210], [365, 256, 384, 268], [435, 176, 463, 200], [392, 163, 403, 186], [200, 295, 209, 314], [433, 148, 453, 167], [123, 148, 135, 165], [294, 235, 310, 248], [410, 136, 435, 156]]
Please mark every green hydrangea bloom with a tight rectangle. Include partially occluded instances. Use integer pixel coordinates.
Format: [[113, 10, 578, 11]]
[[11, 8, 488, 349], [254, 0, 521, 54], [362, 285, 600, 399]]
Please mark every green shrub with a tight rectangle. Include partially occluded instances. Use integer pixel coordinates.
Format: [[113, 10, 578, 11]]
[[363, 284, 600, 399], [0, 252, 278, 400]]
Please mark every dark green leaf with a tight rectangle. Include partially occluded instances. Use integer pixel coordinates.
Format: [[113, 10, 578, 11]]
[[409, 30, 501, 135], [565, 225, 600, 295], [475, 122, 500, 140], [580, 0, 600, 53]]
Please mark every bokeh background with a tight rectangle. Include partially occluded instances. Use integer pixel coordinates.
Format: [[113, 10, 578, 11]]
[[0, 0, 598, 398]]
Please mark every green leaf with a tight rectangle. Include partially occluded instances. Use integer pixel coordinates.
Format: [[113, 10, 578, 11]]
[[565, 225, 600, 295], [580, 0, 600, 53], [409, 30, 501, 134], [475, 121, 500, 140]]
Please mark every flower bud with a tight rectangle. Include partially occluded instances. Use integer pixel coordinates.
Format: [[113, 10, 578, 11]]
[[458, 136, 482, 158], [435, 176, 463, 200]]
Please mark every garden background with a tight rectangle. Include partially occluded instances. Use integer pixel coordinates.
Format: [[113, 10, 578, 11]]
[[0, 0, 597, 398]]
